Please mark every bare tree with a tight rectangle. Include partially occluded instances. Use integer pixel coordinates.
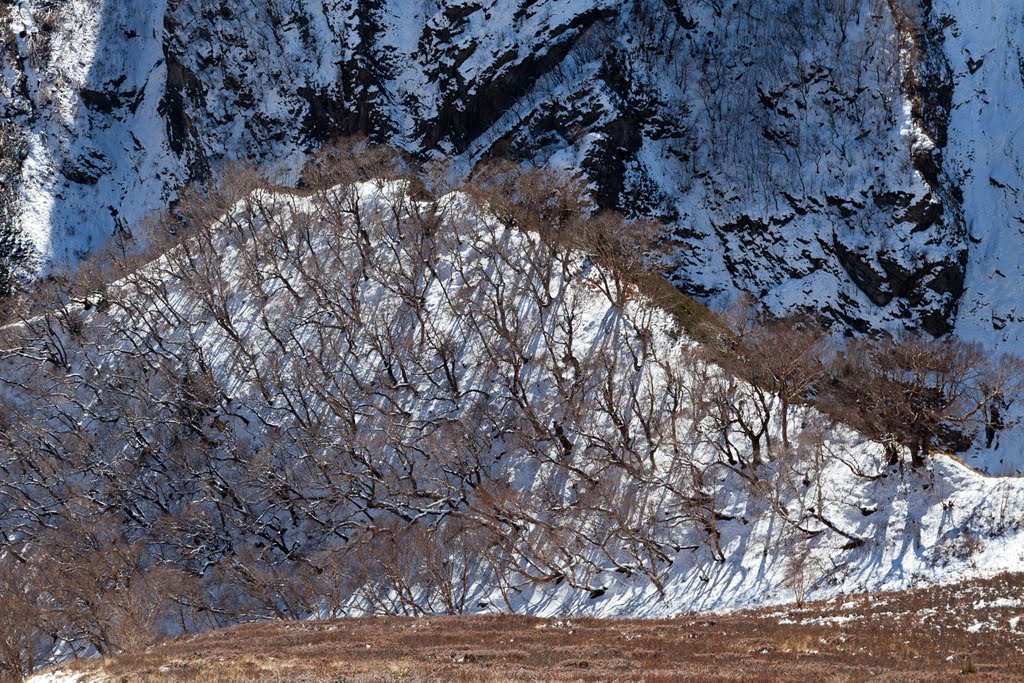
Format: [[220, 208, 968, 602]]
[[825, 334, 1024, 467]]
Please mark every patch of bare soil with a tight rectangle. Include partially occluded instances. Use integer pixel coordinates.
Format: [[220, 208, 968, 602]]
[[45, 573, 1024, 682]]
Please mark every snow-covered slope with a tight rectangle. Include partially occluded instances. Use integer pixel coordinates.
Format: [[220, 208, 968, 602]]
[[2, 181, 1022, 637], [0, 0, 618, 261], [4, 0, 1007, 338], [937, 0, 1024, 349], [3, 0, 174, 261]]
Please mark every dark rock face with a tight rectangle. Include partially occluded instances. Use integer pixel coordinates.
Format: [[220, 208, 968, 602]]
[[60, 147, 112, 186], [912, 0, 956, 149], [419, 6, 612, 153], [460, 1, 965, 335], [0, 0, 969, 336], [0, 123, 32, 292]]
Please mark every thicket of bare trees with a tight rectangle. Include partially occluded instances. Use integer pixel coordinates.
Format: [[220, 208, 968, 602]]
[[0, 141, 1018, 679], [821, 334, 1024, 467]]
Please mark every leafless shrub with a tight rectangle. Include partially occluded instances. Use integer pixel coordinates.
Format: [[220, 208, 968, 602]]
[[782, 537, 824, 608], [0, 550, 49, 682], [823, 334, 1024, 466], [36, 519, 198, 656]]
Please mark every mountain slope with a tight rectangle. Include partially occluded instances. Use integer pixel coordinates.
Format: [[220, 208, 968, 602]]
[[3, 0, 1006, 338], [2, 179, 1022, 664]]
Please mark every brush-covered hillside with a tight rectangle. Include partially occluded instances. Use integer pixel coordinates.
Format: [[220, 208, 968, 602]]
[[1, 0, 1024, 680], [3, 155, 1024, 679]]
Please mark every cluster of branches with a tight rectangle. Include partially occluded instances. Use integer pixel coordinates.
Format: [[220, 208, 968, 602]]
[[705, 298, 1024, 469], [0, 141, 1017, 679]]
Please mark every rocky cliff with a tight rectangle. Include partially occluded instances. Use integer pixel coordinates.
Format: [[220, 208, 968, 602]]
[[0, 0, 1019, 342]]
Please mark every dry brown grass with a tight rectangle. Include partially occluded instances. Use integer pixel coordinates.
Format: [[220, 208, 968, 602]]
[[42, 573, 1024, 682]]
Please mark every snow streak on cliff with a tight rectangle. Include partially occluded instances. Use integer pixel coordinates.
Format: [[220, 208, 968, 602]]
[[936, 0, 1024, 348]]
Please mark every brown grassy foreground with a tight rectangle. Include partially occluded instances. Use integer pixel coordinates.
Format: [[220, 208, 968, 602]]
[[39, 573, 1024, 682]]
